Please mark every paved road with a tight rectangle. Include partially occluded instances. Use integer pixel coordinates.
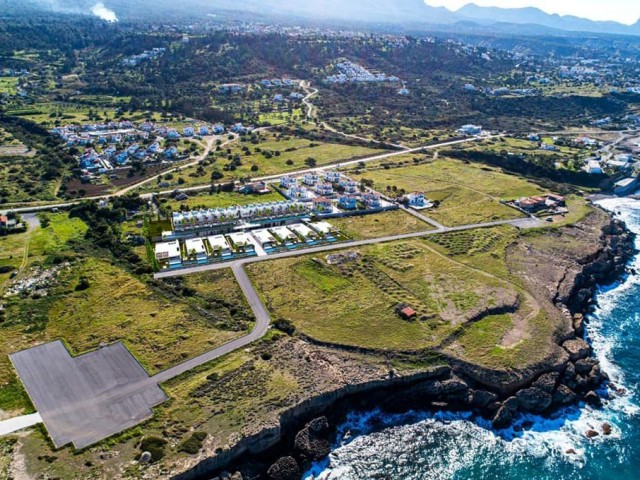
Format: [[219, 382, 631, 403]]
[[155, 216, 540, 280], [151, 264, 271, 383], [0, 413, 42, 436]]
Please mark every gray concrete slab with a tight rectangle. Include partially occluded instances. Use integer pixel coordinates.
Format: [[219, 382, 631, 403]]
[[10, 341, 167, 449]]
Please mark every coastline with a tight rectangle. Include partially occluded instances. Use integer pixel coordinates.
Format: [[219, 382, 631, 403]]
[[174, 207, 637, 480]]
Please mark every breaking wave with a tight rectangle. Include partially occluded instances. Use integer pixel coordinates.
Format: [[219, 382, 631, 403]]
[[305, 197, 640, 480]]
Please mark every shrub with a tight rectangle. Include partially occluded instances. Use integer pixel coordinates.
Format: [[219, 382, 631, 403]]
[[139, 436, 167, 462], [273, 318, 296, 336], [75, 276, 90, 291], [179, 432, 208, 454]]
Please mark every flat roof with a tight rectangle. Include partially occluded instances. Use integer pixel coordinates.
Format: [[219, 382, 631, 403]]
[[228, 232, 252, 244], [289, 224, 315, 238], [252, 229, 277, 244], [184, 238, 207, 254], [155, 240, 181, 259], [10, 341, 166, 449], [208, 235, 230, 250], [310, 221, 335, 234], [615, 178, 637, 187], [271, 226, 297, 239]]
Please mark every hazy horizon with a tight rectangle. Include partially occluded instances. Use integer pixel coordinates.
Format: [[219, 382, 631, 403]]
[[425, 0, 640, 25]]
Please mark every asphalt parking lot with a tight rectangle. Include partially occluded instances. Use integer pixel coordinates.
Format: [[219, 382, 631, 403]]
[[10, 341, 167, 449]]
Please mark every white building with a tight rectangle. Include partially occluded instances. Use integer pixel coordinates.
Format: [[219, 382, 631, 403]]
[[184, 238, 208, 262], [207, 235, 232, 256], [459, 124, 483, 135], [228, 232, 255, 252], [155, 241, 182, 267], [289, 223, 317, 241], [270, 226, 298, 244], [252, 229, 278, 249]]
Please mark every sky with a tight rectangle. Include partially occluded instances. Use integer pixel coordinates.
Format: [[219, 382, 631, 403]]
[[425, 1, 640, 25]]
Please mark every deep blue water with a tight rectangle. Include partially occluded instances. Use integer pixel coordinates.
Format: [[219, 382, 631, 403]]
[[305, 198, 640, 480]]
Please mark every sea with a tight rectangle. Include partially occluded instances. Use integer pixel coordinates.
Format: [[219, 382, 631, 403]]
[[305, 197, 640, 480]]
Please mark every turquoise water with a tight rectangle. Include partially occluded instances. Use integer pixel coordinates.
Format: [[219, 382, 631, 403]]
[[306, 198, 640, 480]]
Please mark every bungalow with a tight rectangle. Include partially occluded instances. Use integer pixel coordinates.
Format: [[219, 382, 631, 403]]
[[458, 124, 482, 135], [155, 241, 182, 267], [338, 195, 358, 210], [586, 159, 603, 175], [303, 173, 320, 186], [516, 196, 547, 212], [397, 305, 417, 321], [273, 94, 284, 103], [240, 181, 270, 195], [325, 171, 341, 183], [407, 192, 426, 208], [184, 238, 208, 263], [344, 181, 359, 194], [286, 186, 310, 200], [213, 124, 225, 134], [140, 122, 154, 132], [207, 235, 232, 256], [252, 229, 278, 249], [115, 152, 129, 165], [231, 123, 246, 134], [183, 127, 195, 137], [314, 183, 334, 196], [280, 176, 297, 189], [199, 125, 211, 136], [313, 197, 333, 213], [165, 146, 178, 159], [290, 92, 304, 100], [228, 232, 255, 252], [546, 194, 566, 207], [528, 133, 541, 142], [362, 192, 381, 208], [167, 129, 181, 140], [614, 177, 639, 196], [147, 142, 161, 154]]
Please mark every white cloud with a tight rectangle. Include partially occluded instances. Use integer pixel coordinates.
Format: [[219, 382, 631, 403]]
[[425, 0, 640, 25]]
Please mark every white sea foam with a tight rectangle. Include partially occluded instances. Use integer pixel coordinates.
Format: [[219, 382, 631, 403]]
[[306, 197, 640, 480]]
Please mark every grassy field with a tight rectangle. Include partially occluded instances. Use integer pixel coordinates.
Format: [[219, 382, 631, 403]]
[[160, 188, 286, 212], [350, 157, 544, 226], [162, 132, 385, 191], [329, 210, 435, 239], [0, 213, 87, 286], [0, 77, 19, 95], [248, 239, 523, 352]]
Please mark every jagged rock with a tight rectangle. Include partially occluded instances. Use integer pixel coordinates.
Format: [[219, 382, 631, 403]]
[[585, 430, 599, 439], [516, 387, 552, 413], [552, 384, 577, 406], [585, 391, 603, 408], [576, 375, 589, 391], [575, 358, 598, 375], [588, 365, 604, 387], [573, 314, 585, 336], [267, 457, 300, 480], [139, 452, 152, 464], [503, 396, 519, 412], [230, 473, 243, 480], [440, 378, 469, 395], [562, 363, 578, 390], [566, 448, 577, 455], [294, 418, 331, 462], [420, 380, 443, 397], [532, 372, 560, 393], [602, 423, 612, 436], [562, 339, 591, 361], [471, 390, 498, 408], [492, 405, 513, 429]]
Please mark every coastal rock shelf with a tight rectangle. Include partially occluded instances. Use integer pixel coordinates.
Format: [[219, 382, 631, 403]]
[[176, 206, 636, 480]]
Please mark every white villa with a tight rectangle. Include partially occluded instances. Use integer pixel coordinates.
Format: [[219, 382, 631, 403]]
[[184, 238, 207, 262], [303, 173, 320, 186], [309, 221, 336, 235], [228, 232, 255, 251], [252, 229, 278, 249], [325, 171, 341, 183], [280, 176, 297, 189], [207, 235, 232, 256], [155, 241, 182, 267], [270, 226, 298, 244]]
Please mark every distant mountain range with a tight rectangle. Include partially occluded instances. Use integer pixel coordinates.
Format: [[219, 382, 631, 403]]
[[12, 0, 640, 37]]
